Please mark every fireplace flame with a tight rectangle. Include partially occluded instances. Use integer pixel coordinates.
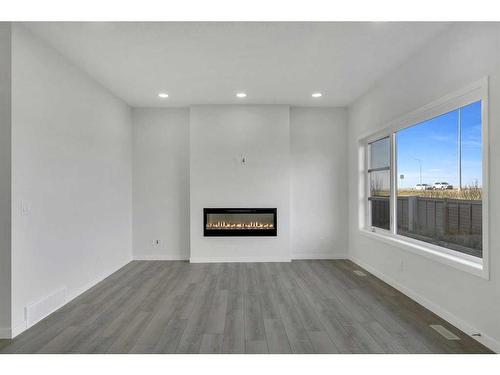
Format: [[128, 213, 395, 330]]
[[206, 221, 274, 230]]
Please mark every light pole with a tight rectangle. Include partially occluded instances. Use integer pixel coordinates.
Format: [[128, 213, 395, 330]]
[[415, 158, 422, 186]]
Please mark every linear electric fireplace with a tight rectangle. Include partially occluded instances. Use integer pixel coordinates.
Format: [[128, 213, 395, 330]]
[[204, 208, 277, 237]]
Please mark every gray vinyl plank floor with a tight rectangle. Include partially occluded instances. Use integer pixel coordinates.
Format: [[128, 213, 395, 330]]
[[0, 260, 493, 354]]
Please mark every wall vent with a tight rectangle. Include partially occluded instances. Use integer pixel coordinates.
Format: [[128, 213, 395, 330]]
[[25, 287, 68, 328], [430, 324, 461, 340], [353, 270, 367, 277]]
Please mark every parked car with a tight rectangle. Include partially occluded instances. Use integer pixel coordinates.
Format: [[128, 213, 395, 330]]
[[415, 183, 432, 191], [433, 182, 453, 190]]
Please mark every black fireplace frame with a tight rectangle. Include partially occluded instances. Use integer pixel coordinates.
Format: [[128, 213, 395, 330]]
[[203, 208, 277, 237]]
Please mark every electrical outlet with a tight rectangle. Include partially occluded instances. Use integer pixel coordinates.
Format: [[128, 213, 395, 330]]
[[151, 239, 161, 247]]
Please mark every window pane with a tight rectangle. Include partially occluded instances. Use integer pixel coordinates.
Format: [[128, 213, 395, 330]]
[[460, 101, 482, 189], [396, 101, 482, 258], [370, 137, 390, 169], [369, 170, 390, 230], [370, 170, 390, 197]]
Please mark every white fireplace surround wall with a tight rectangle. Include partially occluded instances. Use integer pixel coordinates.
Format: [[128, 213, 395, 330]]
[[132, 106, 348, 262], [189, 105, 291, 262]]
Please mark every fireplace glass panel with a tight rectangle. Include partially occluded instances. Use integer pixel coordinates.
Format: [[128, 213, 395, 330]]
[[206, 213, 275, 231], [203, 208, 277, 236]]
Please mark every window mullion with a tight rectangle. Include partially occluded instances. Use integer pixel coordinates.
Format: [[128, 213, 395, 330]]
[[390, 132, 398, 235], [366, 144, 371, 228]]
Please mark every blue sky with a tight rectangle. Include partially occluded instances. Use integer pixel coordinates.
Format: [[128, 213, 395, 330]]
[[396, 101, 482, 189]]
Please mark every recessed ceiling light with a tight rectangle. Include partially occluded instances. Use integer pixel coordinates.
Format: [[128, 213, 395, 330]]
[[312, 92, 322, 98], [158, 93, 169, 99], [236, 92, 247, 98]]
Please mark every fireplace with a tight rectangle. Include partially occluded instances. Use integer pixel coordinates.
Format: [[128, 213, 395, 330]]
[[204, 208, 277, 237]]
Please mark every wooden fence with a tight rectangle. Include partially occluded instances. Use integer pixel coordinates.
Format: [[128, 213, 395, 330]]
[[369, 197, 390, 230], [369, 196, 482, 256], [396, 196, 482, 236]]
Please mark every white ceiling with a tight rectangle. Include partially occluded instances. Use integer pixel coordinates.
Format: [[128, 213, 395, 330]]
[[23, 22, 450, 108]]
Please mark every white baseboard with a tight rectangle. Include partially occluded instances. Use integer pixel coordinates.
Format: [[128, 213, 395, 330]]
[[64, 259, 132, 310], [133, 254, 188, 261], [292, 252, 348, 260], [12, 258, 131, 339], [11, 321, 27, 338], [25, 287, 68, 328], [190, 256, 291, 263], [349, 255, 499, 353], [0, 327, 11, 339]]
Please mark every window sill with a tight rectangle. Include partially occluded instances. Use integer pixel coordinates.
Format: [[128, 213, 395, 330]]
[[358, 228, 488, 280]]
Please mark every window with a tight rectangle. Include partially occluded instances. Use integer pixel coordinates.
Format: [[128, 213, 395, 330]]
[[368, 137, 391, 230], [396, 101, 483, 258], [364, 81, 487, 273]]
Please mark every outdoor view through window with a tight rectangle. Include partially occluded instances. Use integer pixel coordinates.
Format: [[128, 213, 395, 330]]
[[368, 137, 391, 230], [368, 100, 483, 259]]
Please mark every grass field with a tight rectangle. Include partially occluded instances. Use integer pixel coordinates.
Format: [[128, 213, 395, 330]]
[[371, 177, 482, 200], [397, 187, 482, 200], [371, 186, 482, 200]]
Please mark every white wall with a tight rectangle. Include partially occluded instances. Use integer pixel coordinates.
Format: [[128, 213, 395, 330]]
[[10, 25, 133, 336], [0, 23, 12, 338], [131, 106, 349, 262], [348, 23, 500, 352], [132, 108, 190, 260], [189, 105, 290, 262], [290, 107, 348, 259]]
